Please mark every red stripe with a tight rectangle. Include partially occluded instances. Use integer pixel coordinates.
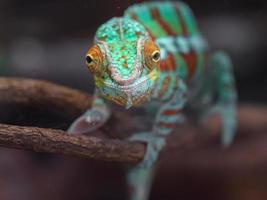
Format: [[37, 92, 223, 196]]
[[174, 5, 188, 36], [180, 51, 197, 80], [130, 13, 156, 40], [150, 8, 176, 36], [130, 13, 138, 20], [157, 122, 174, 129], [159, 60, 168, 71], [150, 34, 156, 41], [158, 76, 171, 98], [160, 55, 176, 71], [162, 109, 179, 115], [168, 54, 176, 71]]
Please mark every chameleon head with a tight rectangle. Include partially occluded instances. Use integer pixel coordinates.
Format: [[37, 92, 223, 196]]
[[85, 17, 160, 108]]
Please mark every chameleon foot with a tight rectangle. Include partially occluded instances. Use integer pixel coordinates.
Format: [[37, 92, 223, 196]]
[[67, 109, 106, 135], [129, 132, 166, 169], [220, 104, 237, 147], [200, 104, 221, 123], [201, 104, 237, 147]]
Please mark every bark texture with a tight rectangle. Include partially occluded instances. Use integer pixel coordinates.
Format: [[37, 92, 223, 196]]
[[0, 77, 266, 168]]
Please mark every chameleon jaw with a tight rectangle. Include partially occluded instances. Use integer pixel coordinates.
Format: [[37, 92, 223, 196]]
[[102, 68, 158, 91], [96, 69, 158, 108]]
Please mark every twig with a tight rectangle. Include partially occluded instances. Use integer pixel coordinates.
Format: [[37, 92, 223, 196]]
[[0, 105, 266, 166], [0, 77, 146, 164], [0, 123, 146, 164], [0, 77, 92, 116], [0, 77, 267, 167]]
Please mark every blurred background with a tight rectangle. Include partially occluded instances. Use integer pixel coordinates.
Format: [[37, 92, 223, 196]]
[[0, 0, 266, 102], [0, 0, 266, 199]]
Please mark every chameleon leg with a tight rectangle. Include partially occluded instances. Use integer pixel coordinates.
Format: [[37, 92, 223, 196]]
[[67, 90, 110, 134], [126, 80, 187, 200], [203, 51, 237, 146], [127, 166, 155, 200]]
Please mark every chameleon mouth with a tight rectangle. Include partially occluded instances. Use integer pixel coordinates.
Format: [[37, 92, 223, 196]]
[[97, 69, 158, 108], [103, 69, 158, 91]]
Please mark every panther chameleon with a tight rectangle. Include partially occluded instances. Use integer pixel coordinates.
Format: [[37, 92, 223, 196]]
[[68, 1, 237, 200]]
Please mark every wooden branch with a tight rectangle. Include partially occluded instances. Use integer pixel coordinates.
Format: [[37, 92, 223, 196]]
[[0, 77, 267, 168], [0, 105, 266, 166], [0, 123, 146, 164], [0, 77, 145, 164], [0, 77, 92, 116]]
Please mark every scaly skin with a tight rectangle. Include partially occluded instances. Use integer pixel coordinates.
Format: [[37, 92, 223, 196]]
[[68, 1, 237, 200]]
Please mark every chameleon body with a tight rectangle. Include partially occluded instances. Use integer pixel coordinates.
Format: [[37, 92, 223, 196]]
[[68, 1, 237, 200]]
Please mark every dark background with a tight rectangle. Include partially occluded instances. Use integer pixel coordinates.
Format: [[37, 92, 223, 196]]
[[0, 0, 266, 102], [0, 0, 266, 200]]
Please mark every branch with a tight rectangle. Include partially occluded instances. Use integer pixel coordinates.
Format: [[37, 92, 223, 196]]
[[0, 77, 92, 116], [0, 123, 146, 164], [0, 78, 267, 168], [0, 105, 266, 166], [0, 77, 145, 164]]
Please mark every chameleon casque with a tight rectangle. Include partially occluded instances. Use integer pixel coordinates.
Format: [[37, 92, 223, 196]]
[[68, 1, 237, 200]]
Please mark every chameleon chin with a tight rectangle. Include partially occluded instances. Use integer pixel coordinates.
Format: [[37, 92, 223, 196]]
[[96, 69, 159, 108], [68, 1, 237, 200]]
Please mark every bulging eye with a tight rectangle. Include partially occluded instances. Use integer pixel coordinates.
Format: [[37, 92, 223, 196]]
[[86, 55, 93, 65], [85, 45, 104, 76], [152, 51, 160, 62], [143, 38, 160, 70]]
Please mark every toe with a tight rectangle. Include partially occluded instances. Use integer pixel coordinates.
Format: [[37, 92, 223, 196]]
[[68, 115, 100, 135]]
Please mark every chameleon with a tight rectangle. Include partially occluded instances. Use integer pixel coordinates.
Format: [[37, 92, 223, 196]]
[[68, 1, 237, 200]]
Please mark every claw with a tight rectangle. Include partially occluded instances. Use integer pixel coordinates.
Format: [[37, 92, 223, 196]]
[[221, 106, 237, 147], [67, 110, 105, 135], [129, 132, 166, 168], [200, 105, 221, 124], [200, 104, 237, 147]]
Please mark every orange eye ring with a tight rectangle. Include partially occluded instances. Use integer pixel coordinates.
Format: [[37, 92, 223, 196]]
[[143, 39, 160, 69], [85, 55, 93, 65], [85, 45, 104, 76], [85, 54, 97, 74], [151, 50, 160, 62]]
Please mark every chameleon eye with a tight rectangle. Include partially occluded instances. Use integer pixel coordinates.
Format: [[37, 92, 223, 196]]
[[85, 54, 96, 71], [152, 51, 160, 62], [85, 45, 104, 76], [86, 55, 93, 65], [143, 38, 160, 70]]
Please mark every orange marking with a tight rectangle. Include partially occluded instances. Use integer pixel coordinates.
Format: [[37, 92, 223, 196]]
[[130, 13, 138, 20], [181, 51, 197, 80], [159, 76, 171, 98], [150, 34, 156, 41], [174, 5, 188, 36], [150, 8, 176, 35], [157, 122, 174, 129], [162, 109, 179, 115], [167, 54, 176, 71], [159, 60, 168, 71], [130, 13, 156, 40], [160, 54, 176, 71]]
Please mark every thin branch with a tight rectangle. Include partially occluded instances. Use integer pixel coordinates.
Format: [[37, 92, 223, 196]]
[[0, 78, 267, 167], [0, 77, 92, 116], [0, 77, 145, 164], [0, 123, 146, 164], [0, 105, 265, 166]]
